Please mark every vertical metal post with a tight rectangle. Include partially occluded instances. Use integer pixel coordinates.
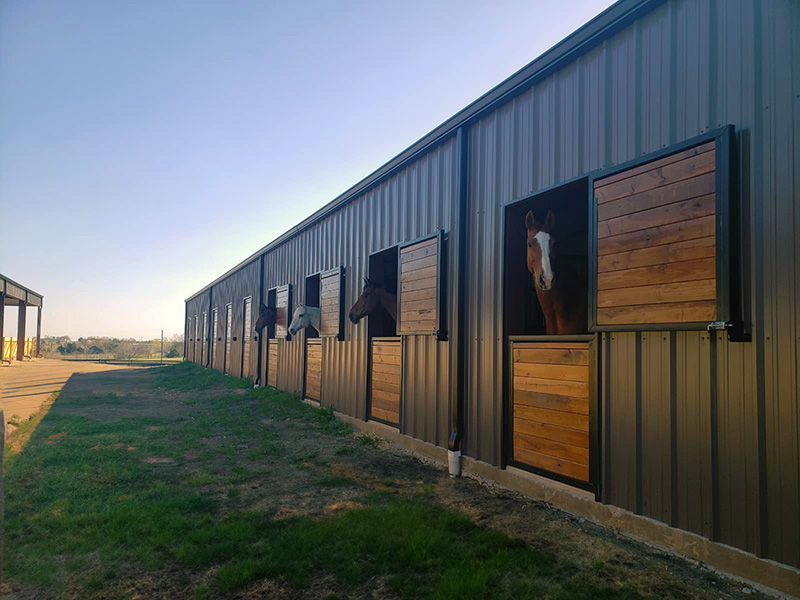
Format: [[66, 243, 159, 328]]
[[36, 304, 42, 358], [16, 299, 26, 361], [160, 330, 164, 365]]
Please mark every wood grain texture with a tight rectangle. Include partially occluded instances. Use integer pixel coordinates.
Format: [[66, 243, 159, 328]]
[[399, 238, 439, 334], [319, 270, 341, 336], [594, 141, 718, 326], [274, 285, 290, 338], [267, 340, 278, 388], [305, 339, 322, 400], [370, 339, 401, 425], [512, 342, 591, 483]]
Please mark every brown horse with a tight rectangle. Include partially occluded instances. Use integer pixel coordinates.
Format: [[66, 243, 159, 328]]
[[525, 209, 587, 335], [254, 303, 277, 333], [348, 278, 397, 324]]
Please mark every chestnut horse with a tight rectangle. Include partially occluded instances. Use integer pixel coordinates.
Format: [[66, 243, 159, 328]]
[[254, 303, 277, 333], [525, 209, 587, 335], [348, 278, 397, 324]]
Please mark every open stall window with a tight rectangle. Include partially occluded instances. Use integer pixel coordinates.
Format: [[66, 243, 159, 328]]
[[397, 232, 446, 339], [589, 125, 739, 336]]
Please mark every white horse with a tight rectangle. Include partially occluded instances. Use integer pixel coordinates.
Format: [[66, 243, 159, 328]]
[[288, 305, 321, 336]]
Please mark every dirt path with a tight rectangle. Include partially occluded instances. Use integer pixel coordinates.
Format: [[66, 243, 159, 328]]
[[0, 359, 140, 422], [0, 364, 770, 600]]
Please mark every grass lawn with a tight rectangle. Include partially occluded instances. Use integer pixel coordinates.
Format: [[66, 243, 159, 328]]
[[1, 363, 764, 599]]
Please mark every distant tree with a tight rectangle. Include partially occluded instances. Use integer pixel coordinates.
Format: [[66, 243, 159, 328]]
[[165, 346, 180, 358], [88, 345, 103, 354]]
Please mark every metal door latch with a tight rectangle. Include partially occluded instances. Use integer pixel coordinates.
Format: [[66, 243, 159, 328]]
[[706, 321, 731, 331]]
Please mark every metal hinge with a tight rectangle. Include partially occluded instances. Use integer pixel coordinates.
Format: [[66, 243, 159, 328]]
[[706, 321, 731, 331]]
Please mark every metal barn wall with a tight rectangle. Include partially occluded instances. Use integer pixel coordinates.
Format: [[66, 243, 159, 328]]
[[258, 137, 459, 447], [465, 0, 799, 568], [210, 260, 260, 379], [187, 290, 210, 364]]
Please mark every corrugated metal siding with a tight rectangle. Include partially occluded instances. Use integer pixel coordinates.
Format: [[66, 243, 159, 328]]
[[466, 0, 799, 567], [210, 260, 259, 379], [186, 290, 210, 365], [255, 137, 458, 446]]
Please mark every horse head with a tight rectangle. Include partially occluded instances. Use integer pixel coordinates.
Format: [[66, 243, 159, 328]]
[[348, 278, 385, 324], [254, 303, 277, 332], [288, 305, 311, 336], [525, 209, 556, 292]]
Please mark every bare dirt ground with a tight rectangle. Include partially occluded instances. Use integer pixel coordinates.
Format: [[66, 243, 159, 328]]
[[1, 364, 772, 600]]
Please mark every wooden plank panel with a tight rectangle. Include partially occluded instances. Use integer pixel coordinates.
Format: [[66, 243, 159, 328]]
[[514, 418, 589, 447], [372, 362, 400, 374], [513, 376, 589, 398], [371, 407, 399, 423], [514, 432, 589, 465], [372, 353, 401, 366], [595, 149, 715, 204], [400, 309, 435, 322], [512, 348, 588, 366], [597, 301, 716, 325], [401, 279, 437, 293], [372, 379, 401, 394], [373, 343, 401, 355], [402, 254, 438, 272], [401, 298, 437, 312], [597, 279, 716, 308], [598, 172, 715, 221], [597, 257, 715, 290], [513, 447, 589, 481], [371, 396, 400, 413], [372, 371, 401, 385], [598, 236, 715, 273], [400, 237, 436, 255], [515, 404, 589, 431], [598, 215, 715, 256], [595, 141, 714, 188], [514, 362, 589, 383], [513, 389, 589, 414], [400, 265, 437, 283], [371, 388, 400, 403], [267, 341, 278, 387], [402, 288, 437, 302], [598, 194, 715, 239]]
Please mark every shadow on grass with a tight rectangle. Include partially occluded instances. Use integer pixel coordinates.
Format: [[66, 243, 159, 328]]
[[3, 363, 653, 599]]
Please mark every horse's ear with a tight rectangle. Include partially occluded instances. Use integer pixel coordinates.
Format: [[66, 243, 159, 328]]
[[363, 277, 369, 287], [544, 209, 556, 231], [525, 210, 535, 231]]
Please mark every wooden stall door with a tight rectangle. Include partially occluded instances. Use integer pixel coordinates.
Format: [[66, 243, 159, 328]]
[[594, 140, 717, 326], [194, 316, 200, 364], [305, 338, 322, 400], [511, 341, 590, 483], [319, 269, 343, 338], [224, 304, 232, 374], [201, 312, 208, 366], [211, 309, 218, 369], [274, 285, 291, 339], [267, 339, 279, 388], [398, 237, 438, 335], [242, 298, 252, 378], [187, 318, 193, 362], [370, 338, 401, 425]]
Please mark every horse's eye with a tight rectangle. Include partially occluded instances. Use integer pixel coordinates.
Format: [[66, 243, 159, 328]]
[[527, 242, 532, 248]]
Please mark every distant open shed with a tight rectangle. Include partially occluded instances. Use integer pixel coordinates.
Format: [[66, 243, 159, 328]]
[[0, 274, 43, 363]]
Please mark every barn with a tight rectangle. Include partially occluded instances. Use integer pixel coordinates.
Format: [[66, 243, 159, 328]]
[[184, 0, 800, 593]]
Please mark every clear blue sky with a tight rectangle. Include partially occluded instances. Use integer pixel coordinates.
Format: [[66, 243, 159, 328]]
[[1, 0, 614, 339]]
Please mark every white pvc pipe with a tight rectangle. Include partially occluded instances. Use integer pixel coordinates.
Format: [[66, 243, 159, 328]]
[[448, 450, 461, 478]]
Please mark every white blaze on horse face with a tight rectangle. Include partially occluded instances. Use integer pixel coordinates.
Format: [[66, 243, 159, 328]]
[[534, 231, 554, 290]]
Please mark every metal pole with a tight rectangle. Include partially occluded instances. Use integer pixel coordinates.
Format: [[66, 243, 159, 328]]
[[36, 305, 42, 358], [160, 330, 163, 365], [1, 410, 6, 582]]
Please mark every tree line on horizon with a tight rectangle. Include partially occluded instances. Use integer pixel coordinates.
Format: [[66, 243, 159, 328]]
[[38, 334, 184, 359]]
